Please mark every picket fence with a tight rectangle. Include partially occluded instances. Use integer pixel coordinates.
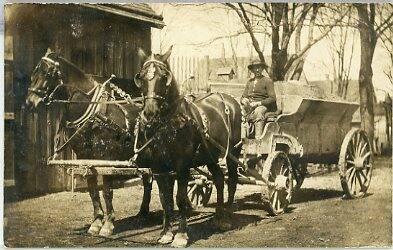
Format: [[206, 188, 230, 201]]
[[168, 56, 210, 93]]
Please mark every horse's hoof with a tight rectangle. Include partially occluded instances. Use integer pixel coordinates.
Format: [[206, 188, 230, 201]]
[[99, 220, 114, 237], [87, 218, 103, 235], [171, 232, 189, 248], [158, 231, 174, 244], [99, 227, 113, 237]]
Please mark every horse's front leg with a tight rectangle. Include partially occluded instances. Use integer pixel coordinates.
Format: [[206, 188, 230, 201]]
[[207, 163, 232, 230], [99, 175, 115, 236], [137, 173, 153, 217], [171, 174, 190, 248], [156, 174, 175, 244], [86, 175, 104, 235]]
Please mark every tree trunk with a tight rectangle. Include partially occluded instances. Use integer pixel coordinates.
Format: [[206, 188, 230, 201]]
[[356, 4, 377, 147], [270, 3, 287, 81], [358, 63, 375, 144]]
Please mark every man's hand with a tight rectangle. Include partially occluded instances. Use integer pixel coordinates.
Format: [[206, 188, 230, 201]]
[[250, 101, 260, 108], [241, 98, 250, 106]]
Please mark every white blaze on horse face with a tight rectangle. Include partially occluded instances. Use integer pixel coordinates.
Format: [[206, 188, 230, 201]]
[[144, 63, 160, 118], [146, 63, 157, 96], [147, 63, 156, 81]]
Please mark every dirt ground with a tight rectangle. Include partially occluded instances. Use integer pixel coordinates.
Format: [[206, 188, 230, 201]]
[[4, 156, 392, 248]]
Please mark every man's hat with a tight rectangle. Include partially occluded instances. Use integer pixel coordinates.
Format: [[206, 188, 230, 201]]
[[248, 59, 268, 70]]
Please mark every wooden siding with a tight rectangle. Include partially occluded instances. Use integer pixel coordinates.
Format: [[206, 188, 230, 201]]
[[7, 5, 154, 195]]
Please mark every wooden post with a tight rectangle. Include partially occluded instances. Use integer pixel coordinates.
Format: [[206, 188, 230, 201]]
[[71, 169, 75, 193], [181, 56, 186, 85]]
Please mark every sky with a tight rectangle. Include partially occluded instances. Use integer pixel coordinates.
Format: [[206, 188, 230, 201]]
[[150, 3, 393, 99]]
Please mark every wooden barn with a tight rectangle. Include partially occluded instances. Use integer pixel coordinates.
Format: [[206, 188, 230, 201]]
[[4, 4, 164, 197]]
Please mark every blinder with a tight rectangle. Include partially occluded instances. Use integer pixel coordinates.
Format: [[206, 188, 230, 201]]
[[29, 56, 64, 105]]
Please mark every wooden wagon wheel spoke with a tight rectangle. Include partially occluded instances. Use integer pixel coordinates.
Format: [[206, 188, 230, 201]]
[[358, 169, 368, 182], [195, 189, 200, 206], [347, 160, 355, 165], [346, 167, 355, 178], [351, 136, 357, 154], [190, 189, 197, 203], [279, 164, 284, 175], [349, 168, 356, 183], [347, 142, 355, 160], [187, 175, 213, 209], [355, 133, 363, 156], [269, 170, 277, 181], [356, 171, 366, 191], [351, 170, 358, 194], [188, 183, 197, 196], [359, 140, 368, 157], [361, 151, 372, 160], [280, 161, 289, 175]]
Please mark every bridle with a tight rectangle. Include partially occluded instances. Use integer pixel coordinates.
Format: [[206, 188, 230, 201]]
[[135, 59, 173, 102], [28, 56, 64, 105]]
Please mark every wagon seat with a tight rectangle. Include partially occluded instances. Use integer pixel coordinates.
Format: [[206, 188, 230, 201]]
[[265, 81, 326, 122]]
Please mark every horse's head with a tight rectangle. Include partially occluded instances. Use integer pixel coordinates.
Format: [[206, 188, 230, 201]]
[[26, 50, 64, 109], [134, 46, 177, 121]]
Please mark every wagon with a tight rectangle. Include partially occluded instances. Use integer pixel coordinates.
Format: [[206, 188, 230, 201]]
[[187, 81, 373, 215]]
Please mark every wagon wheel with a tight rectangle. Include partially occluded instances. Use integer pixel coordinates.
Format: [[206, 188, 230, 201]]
[[261, 151, 293, 215], [339, 128, 373, 199], [187, 177, 213, 209]]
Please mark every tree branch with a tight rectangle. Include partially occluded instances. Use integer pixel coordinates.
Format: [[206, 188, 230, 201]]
[[244, 3, 272, 24], [376, 11, 393, 37], [284, 7, 350, 73], [225, 3, 266, 64], [294, 4, 311, 53], [308, 4, 320, 44], [184, 30, 267, 47]]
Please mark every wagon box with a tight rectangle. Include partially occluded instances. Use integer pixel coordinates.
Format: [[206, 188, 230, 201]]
[[277, 98, 359, 163]]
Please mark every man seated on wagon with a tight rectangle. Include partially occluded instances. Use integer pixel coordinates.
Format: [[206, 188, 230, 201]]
[[240, 59, 277, 139]]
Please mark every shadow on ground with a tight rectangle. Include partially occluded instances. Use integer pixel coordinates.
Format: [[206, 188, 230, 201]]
[[89, 204, 265, 246], [187, 212, 263, 244], [292, 188, 343, 204]]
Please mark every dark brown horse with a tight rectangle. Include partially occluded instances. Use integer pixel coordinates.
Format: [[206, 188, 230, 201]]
[[134, 47, 242, 247], [25, 50, 152, 236]]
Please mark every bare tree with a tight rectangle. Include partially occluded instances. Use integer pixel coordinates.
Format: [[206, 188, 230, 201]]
[[354, 3, 393, 146], [325, 6, 356, 99], [379, 16, 393, 85], [225, 3, 348, 81]]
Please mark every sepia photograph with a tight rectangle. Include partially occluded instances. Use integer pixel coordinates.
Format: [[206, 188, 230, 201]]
[[3, 2, 393, 248]]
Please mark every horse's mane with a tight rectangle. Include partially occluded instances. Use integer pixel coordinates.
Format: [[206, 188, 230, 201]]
[[164, 62, 181, 106], [47, 52, 92, 83]]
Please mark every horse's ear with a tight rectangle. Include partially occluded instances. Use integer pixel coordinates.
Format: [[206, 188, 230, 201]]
[[161, 45, 173, 62], [137, 48, 148, 63], [134, 73, 142, 88]]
